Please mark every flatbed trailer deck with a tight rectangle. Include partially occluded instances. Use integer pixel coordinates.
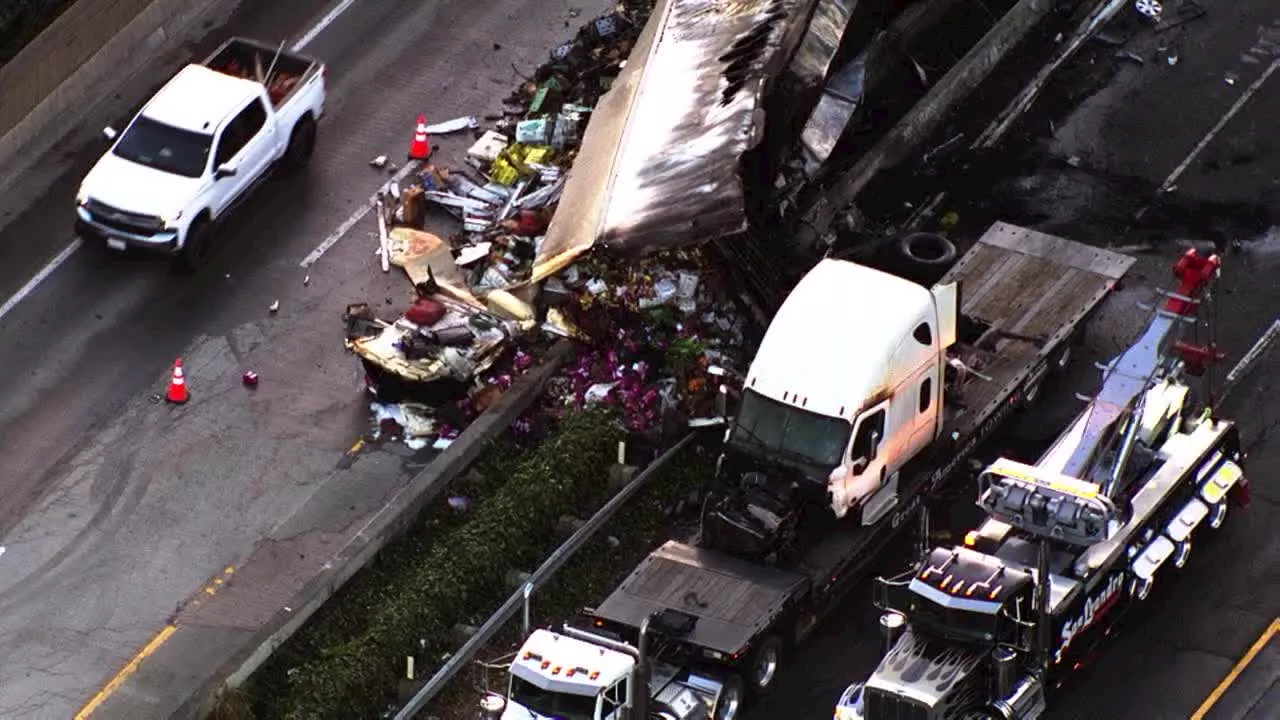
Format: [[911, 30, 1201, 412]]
[[592, 223, 1134, 681]]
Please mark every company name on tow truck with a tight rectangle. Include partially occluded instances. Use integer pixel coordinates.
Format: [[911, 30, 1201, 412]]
[[1055, 571, 1125, 663]]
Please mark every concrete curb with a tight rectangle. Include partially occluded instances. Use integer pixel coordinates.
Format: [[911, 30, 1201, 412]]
[[161, 341, 575, 719], [0, 0, 242, 202]]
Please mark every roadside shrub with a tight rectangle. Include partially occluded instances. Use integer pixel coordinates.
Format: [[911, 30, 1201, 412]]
[[246, 409, 624, 719]]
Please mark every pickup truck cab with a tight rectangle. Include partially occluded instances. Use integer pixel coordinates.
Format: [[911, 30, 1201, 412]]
[[74, 37, 326, 269]]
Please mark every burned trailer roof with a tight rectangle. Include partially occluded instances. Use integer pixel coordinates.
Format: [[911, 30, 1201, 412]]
[[532, 0, 799, 280], [593, 540, 807, 656]]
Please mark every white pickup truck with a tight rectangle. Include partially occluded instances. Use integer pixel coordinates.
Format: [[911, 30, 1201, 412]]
[[74, 37, 326, 269]]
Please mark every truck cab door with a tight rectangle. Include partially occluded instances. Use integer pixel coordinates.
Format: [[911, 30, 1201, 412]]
[[908, 365, 941, 455], [828, 401, 889, 518], [209, 98, 273, 214]]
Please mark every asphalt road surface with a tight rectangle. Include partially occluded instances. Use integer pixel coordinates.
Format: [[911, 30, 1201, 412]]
[[0, 0, 609, 717], [747, 3, 1280, 720]]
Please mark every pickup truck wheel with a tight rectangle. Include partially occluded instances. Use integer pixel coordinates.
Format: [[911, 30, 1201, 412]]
[[284, 116, 317, 170], [749, 636, 784, 693], [714, 674, 745, 720], [177, 219, 213, 272]]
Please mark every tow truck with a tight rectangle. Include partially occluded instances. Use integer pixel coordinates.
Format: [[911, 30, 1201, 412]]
[[476, 222, 1134, 720], [834, 246, 1250, 720]]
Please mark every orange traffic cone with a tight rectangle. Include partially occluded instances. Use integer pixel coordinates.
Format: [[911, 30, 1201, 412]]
[[407, 114, 432, 161], [166, 358, 189, 404]]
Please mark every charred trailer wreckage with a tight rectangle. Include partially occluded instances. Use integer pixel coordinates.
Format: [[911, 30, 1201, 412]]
[[835, 247, 1251, 720]]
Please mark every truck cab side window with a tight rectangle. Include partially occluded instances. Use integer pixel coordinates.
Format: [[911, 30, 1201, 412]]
[[602, 678, 627, 717], [913, 322, 932, 346], [214, 99, 268, 168], [850, 407, 886, 466], [919, 378, 932, 413]]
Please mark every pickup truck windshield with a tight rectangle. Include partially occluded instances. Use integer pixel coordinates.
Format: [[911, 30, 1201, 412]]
[[112, 116, 213, 178], [510, 676, 595, 720], [730, 388, 851, 468]]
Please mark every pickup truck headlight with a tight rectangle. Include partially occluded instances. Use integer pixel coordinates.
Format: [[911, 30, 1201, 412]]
[[161, 210, 183, 228], [75, 192, 88, 208]]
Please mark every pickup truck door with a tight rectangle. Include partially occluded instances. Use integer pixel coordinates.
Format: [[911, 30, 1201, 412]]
[[210, 97, 277, 215]]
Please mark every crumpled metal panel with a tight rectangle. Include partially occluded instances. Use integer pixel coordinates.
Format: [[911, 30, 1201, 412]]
[[598, 0, 796, 256], [533, 0, 800, 273], [785, 0, 860, 92]]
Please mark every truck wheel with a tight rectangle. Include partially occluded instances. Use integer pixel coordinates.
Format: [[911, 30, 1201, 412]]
[[895, 232, 957, 285], [748, 636, 784, 693], [176, 217, 213, 273], [714, 674, 745, 720], [284, 116, 317, 170]]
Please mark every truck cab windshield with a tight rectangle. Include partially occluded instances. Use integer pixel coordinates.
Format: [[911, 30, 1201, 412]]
[[112, 116, 213, 178], [905, 594, 1000, 645], [509, 676, 596, 720], [730, 388, 852, 469]]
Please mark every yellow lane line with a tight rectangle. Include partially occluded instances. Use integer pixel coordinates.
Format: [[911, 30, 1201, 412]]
[[1191, 617, 1280, 720], [74, 624, 177, 720], [75, 564, 236, 717]]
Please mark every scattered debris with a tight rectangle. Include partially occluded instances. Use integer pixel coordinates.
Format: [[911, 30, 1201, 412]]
[[1134, 0, 1162, 22], [1166, 53, 1179, 66], [269, 300, 280, 313], [303, 275, 311, 286], [1116, 49, 1145, 65], [341, 2, 752, 450], [243, 371, 260, 387], [370, 155, 388, 169], [424, 116, 480, 135], [1225, 72, 1238, 86]]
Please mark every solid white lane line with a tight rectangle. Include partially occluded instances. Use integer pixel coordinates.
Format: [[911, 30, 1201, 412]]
[[299, 162, 419, 268], [292, 0, 360, 52], [1159, 55, 1280, 192], [0, 239, 82, 324]]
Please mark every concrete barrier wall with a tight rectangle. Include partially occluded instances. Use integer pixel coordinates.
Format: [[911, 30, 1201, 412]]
[[0, 0, 240, 191]]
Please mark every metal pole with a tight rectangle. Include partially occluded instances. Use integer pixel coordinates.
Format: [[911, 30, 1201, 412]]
[[916, 504, 931, 559], [522, 582, 533, 639], [393, 431, 701, 720]]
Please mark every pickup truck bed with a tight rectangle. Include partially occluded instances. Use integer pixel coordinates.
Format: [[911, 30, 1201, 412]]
[[205, 38, 321, 109]]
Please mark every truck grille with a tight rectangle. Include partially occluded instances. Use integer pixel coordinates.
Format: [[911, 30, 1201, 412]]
[[864, 688, 930, 720], [84, 199, 164, 234]]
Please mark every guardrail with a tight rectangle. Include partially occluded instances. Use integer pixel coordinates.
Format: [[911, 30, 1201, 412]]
[[394, 428, 706, 719]]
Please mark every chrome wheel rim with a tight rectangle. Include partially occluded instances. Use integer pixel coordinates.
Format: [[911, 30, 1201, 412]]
[[754, 645, 780, 689], [717, 684, 742, 720]]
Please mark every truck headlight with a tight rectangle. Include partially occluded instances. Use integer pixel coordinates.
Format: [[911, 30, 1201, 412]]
[[162, 210, 183, 228], [76, 192, 88, 208]]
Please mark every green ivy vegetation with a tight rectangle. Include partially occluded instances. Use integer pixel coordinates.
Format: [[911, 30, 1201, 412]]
[[233, 409, 627, 719], [424, 437, 716, 717], [0, 0, 78, 68]]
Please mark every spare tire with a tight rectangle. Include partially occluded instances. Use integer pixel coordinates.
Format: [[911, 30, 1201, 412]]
[[897, 232, 958, 268], [894, 232, 957, 286]]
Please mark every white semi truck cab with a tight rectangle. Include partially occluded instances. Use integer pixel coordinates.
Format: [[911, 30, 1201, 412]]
[[724, 256, 958, 521], [483, 620, 735, 720]]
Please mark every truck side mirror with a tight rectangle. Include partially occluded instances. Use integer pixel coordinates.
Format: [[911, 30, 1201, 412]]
[[214, 163, 239, 180], [103, 126, 118, 141]]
